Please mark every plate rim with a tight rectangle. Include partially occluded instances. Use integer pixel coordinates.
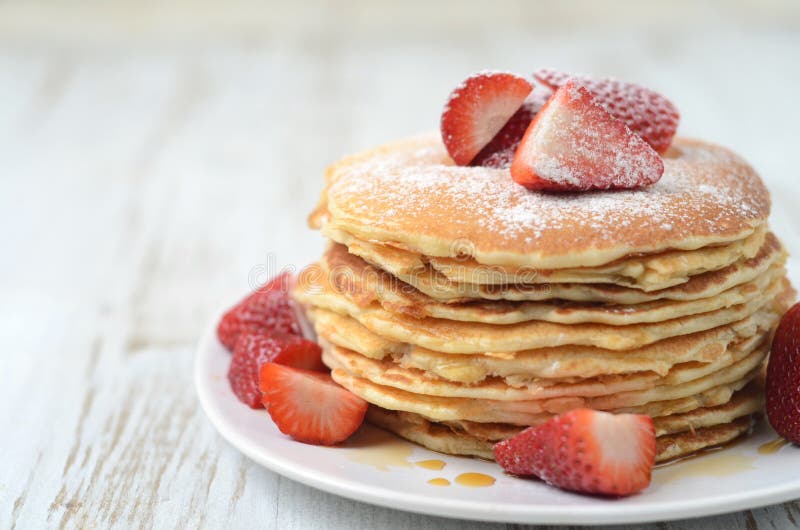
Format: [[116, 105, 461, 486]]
[[194, 318, 800, 525]]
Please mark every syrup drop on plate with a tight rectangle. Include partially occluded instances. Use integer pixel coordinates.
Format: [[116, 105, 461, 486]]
[[416, 459, 446, 471], [344, 427, 413, 471], [455, 472, 496, 488], [655, 452, 755, 484], [758, 437, 789, 455]]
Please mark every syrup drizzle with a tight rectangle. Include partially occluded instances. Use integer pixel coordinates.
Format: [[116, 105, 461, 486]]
[[655, 450, 755, 484], [416, 459, 446, 470], [758, 437, 789, 455], [455, 472, 496, 488], [345, 427, 413, 471]]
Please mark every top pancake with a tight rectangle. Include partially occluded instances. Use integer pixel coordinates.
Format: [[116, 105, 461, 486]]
[[312, 134, 770, 269]]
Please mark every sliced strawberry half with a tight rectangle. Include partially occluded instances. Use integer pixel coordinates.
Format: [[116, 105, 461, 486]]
[[441, 71, 533, 165], [228, 332, 324, 408], [470, 90, 549, 169], [260, 363, 368, 445], [766, 302, 800, 444], [493, 409, 656, 497], [217, 272, 300, 351], [534, 68, 679, 154], [510, 80, 664, 192]]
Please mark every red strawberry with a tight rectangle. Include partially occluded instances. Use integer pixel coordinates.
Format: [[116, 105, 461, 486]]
[[441, 71, 532, 165], [228, 332, 323, 408], [260, 363, 368, 445], [534, 68, 679, 154], [766, 302, 800, 443], [510, 81, 664, 192], [217, 272, 300, 351], [494, 409, 655, 497], [471, 90, 549, 169]]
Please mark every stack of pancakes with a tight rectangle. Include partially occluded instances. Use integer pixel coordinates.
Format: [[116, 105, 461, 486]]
[[295, 133, 795, 463]]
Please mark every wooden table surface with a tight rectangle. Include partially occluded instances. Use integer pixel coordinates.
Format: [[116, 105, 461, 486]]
[[2, 1, 800, 528]]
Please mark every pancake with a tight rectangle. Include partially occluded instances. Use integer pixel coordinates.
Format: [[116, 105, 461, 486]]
[[308, 306, 779, 380], [312, 134, 770, 269], [323, 224, 767, 291], [328, 344, 764, 422], [321, 326, 768, 400], [315, 232, 785, 305], [364, 404, 757, 463], [652, 382, 762, 436], [318, 241, 786, 325], [320, 331, 766, 401], [435, 381, 763, 439], [295, 276, 791, 353], [301, 132, 793, 470], [656, 417, 754, 462]]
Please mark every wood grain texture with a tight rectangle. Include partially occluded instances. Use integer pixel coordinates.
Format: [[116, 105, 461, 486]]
[[1, 1, 799, 528]]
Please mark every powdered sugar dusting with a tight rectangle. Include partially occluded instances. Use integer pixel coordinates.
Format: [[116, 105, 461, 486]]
[[324, 135, 770, 263], [534, 68, 680, 154], [521, 81, 663, 190], [531, 154, 581, 187]]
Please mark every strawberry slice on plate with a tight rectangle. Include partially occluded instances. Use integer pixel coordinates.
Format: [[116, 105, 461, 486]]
[[471, 90, 549, 169], [534, 68, 679, 154], [493, 408, 656, 497], [441, 71, 532, 165], [766, 302, 800, 444], [217, 272, 300, 351], [228, 332, 323, 408], [510, 80, 664, 192], [260, 363, 368, 445]]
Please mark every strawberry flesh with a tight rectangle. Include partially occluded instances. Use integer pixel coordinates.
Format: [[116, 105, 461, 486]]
[[228, 332, 323, 408], [471, 90, 549, 169], [493, 409, 655, 497], [441, 71, 532, 165], [510, 80, 664, 192], [217, 272, 300, 351], [534, 68, 679, 154], [260, 363, 368, 445], [766, 302, 800, 443]]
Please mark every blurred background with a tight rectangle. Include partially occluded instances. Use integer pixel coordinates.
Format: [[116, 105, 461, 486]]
[[2, 1, 799, 528], [3, 0, 799, 346]]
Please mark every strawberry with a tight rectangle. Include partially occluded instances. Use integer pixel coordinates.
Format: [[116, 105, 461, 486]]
[[228, 332, 323, 408], [766, 302, 800, 444], [510, 81, 664, 192], [260, 363, 368, 445], [534, 68, 679, 154], [441, 71, 532, 165], [217, 272, 300, 351], [493, 409, 655, 497], [471, 90, 549, 169]]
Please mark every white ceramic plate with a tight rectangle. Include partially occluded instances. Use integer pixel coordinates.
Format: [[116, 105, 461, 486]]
[[195, 320, 800, 525]]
